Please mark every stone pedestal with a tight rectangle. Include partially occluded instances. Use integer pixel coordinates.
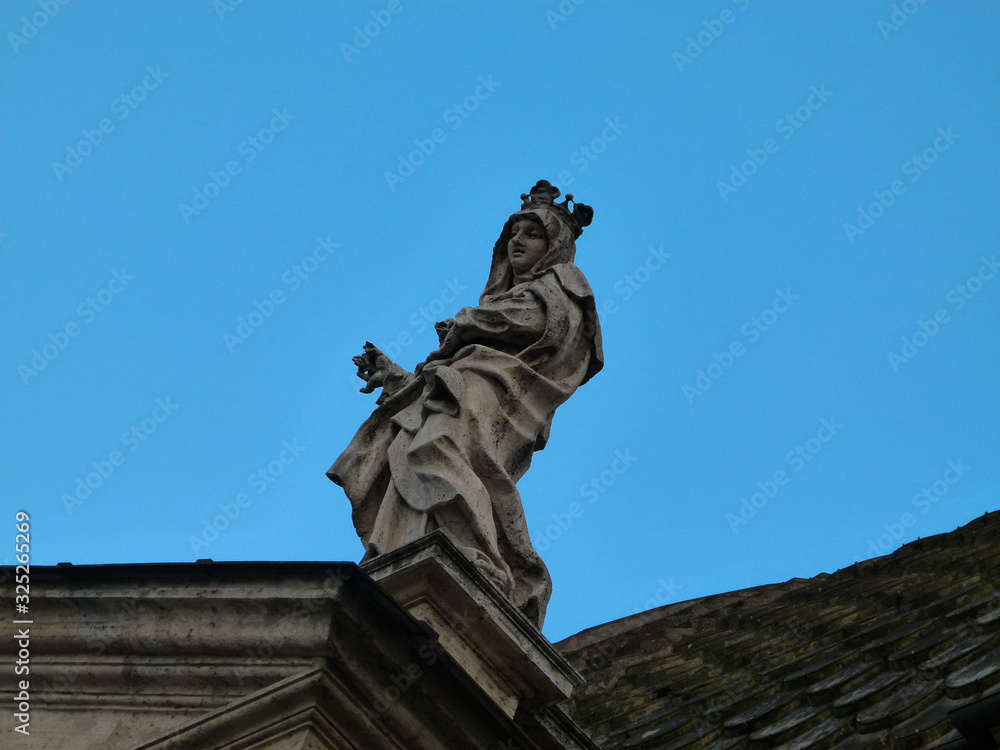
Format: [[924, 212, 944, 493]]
[[361, 529, 583, 720], [1, 558, 597, 749]]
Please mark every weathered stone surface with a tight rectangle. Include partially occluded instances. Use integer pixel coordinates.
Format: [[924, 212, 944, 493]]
[[330, 180, 603, 629], [0, 561, 597, 749], [362, 529, 584, 719]]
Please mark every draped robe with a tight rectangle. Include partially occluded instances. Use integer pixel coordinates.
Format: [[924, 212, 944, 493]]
[[329, 208, 602, 628]]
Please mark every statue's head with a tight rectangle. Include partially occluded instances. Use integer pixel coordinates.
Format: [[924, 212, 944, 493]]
[[484, 180, 594, 298], [507, 216, 548, 277]]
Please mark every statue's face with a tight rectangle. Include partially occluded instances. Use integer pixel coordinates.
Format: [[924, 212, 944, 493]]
[[507, 218, 547, 275]]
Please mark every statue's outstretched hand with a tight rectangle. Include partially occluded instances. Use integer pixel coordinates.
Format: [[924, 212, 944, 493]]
[[352, 342, 414, 404], [353, 342, 387, 394], [434, 318, 456, 344]]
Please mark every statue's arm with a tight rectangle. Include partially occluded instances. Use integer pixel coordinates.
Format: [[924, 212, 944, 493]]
[[451, 291, 546, 347], [416, 291, 546, 372]]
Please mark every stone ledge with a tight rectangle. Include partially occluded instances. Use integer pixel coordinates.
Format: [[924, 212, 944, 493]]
[[133, 667, 362, 750], [361, 529, 583, 719], [0, 560, 598, 749]]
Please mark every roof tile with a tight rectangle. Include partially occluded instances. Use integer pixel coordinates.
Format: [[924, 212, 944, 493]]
[[557, 510, 1000, 748]]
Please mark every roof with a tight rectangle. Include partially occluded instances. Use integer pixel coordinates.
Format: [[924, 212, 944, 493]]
[[556, 510, 1000, 749]]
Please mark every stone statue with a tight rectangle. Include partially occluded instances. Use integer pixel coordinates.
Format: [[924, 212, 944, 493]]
[[328, 180, 603, 628]]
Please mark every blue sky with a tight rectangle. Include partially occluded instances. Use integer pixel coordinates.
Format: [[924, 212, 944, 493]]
[[2, 1, 998, 642]]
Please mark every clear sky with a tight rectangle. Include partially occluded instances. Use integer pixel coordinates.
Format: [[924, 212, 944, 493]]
[[2, 1, 998, 642]]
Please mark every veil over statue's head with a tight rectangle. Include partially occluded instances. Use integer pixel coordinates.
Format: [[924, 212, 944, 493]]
[[481, 180, 595, 301], [479, 180, 603, 387]]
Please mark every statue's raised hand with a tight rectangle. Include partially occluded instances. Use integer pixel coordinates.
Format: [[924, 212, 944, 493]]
[[352, 342, 414, 404], [434, 318, 456, 344]]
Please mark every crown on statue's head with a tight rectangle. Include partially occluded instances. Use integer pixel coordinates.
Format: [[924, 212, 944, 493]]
[[518, 180, 594, 239]]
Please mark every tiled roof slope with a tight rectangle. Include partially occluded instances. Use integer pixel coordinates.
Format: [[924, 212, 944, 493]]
[[556, 510, 1000, 749]]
